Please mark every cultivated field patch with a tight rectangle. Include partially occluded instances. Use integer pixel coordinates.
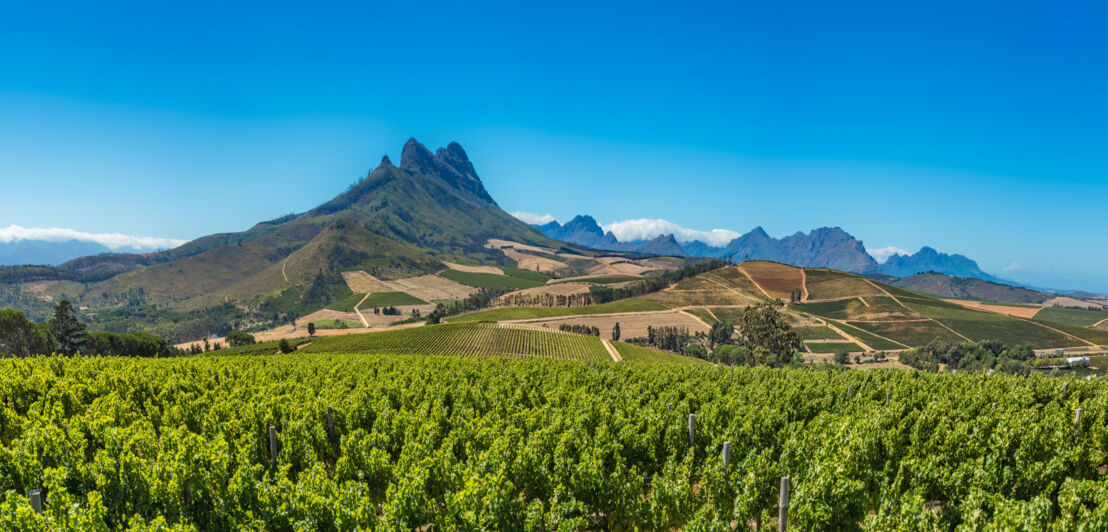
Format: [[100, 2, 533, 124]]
[[511, 310, 710, 340], [738, 261, 805, 299], [443, 262, 504, 275], [804, 269, 884, 300], [947, 299, 1043, 319]]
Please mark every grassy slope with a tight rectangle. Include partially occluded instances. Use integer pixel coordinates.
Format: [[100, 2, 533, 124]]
[[804, 341, 863, 353], [360, 291, 428, 307], [439, 270, 546, 290], [326, 292, 366, 312], [301, 323, 611, 362], [613, 341, 709, 365], [447, 299, 668, 322], [1035, 307, 1108, 327], [499, 267, 551, 283]]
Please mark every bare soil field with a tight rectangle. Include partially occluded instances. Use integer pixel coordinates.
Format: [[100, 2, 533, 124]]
[[738, 261, 805, 299], [443, 262, 504, 275], [947, 299, 1043, 319], [485, 239, 558, 255], [341, 271, 396, 294], [498, 282, 592, 299], [510, 310, 710, 339], [390, 275, 476, 301], [298, 308, 361, 325]]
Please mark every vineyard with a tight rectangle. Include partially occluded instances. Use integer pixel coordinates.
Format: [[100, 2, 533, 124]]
[[301, 323, 613, 362], [1, 354, 1106, 529]]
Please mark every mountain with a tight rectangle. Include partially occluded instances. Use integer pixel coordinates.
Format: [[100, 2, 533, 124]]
[[879, 247, 1004, 283], [891, 272, 1049, 304], [535, 215, 686, 256], [718, 226, 880, 273], [0, 138, 561, 337], [0, 239, 117, 266]]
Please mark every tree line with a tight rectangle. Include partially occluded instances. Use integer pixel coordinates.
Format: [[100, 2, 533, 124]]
[[0, 301, 183, 357], [587, 259, 729, 304]]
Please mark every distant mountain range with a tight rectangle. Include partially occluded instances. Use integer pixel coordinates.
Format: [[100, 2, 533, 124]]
[[0, 239, 118, 266], [535, 215, 1008, 283]]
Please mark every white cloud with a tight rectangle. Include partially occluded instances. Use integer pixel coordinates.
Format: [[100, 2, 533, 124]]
[[511, 211, 557, 225], [1002, 262, 1024, 273], [602, 219, 741, 247], [868, 246, 910, 264], [0, 224, 187, 251]]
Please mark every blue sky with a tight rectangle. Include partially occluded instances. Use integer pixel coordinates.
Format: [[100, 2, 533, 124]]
[[1, 1, 1106, 290]]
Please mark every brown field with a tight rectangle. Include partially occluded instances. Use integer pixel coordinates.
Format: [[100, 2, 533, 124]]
[[738, 261, 805, 299], [390, 275, 476, 301], [947, 299, 1043, 319], [510, 310, 710, 339], [641, 288, 752, 307], [499, 282, 592, 300], [485, 239, 558, 255], [341, 271, 396, 293], [443, 262, 504, 275]]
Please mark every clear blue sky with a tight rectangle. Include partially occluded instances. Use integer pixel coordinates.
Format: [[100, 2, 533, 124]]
[[1, 1, 1106, 290]]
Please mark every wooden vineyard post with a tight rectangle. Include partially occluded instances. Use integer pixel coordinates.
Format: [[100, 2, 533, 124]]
[[1063, 382, 1068, 400], [269, 426, 278, 466], [28, 489, 42, 514], [327, 406, 335, 441], [779, 476, 790, 531], [885, 392, 890, 405], [1075, 408, 1083, 436], [722, 441, 731, 469], [688, 414, 696, 445]]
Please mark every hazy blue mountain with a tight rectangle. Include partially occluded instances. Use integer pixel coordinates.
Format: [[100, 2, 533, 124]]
[[880, 246, 1005, 283], [0, 239, 117, 266]]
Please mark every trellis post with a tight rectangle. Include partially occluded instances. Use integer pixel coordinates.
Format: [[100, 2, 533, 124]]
[[779, 476, 790, 531], [28, 490, 42, 514], [269, 426, 278, 466], [722, 441, 731, 469], [327, 406, 335, 440], [688, 414, 695, 445]]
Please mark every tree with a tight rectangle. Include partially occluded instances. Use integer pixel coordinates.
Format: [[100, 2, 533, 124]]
[[736, 299, 801, 357], [611, 322, 621, 341], [307, 322, 316, 337], [0, 309, 52, 357], [278, 339, 294, 354], [50, 300, 87, 355], [834, 351, 850, 365], [708, 320, 734, 347], [684, 343, 707, 359], [226, 330, 256, 347]]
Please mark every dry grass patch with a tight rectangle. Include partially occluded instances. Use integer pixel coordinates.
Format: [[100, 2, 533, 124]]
[[443, 262, 504, 275], [391, 275, 476, 301], [947, 299, 1043, 319]]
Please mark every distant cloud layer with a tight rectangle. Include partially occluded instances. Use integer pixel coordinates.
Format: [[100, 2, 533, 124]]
[[0, 224, 187, 250], [603, 219, 740, 247], [511, 211, 556, 225], [868, 246, 910, 264], [1002, 262, 1025, 273]]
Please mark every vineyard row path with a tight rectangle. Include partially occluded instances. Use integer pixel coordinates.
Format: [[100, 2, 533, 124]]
[[601, 339, 622, 362]]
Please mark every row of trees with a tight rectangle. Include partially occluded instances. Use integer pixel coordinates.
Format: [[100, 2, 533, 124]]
[[900, 339, 1036, 374], [588, 259, 729, 304], [497, 292, 594, 308], [426, 287, 515, 324], [558, 324, 601, 336], [1, 301, 182, 357]]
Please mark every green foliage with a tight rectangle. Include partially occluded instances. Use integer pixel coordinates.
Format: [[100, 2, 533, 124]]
[[805, 341, 863, 353], [325, 292, 368, 312], [900, 339, 1036, 374], [0, 355, 1104, 528], [737, 299, 801, 357], [303, 323, 612, 361], [611, 322, 621, 341], [0, 309, 52, 357], [278, 339, 294, 354], [437, 270, 545, 290], [307, 322, 316, 337], [49, 300, 85, 355], [226, 330, 256, 347]]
